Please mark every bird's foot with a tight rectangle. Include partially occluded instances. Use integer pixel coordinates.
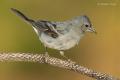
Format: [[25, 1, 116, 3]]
[[59, 51, 73, 62], [59, 51, 76, 64], [66, 58, 76, 64], [44, 51, 49, 57], [45, 51, 48, 54]]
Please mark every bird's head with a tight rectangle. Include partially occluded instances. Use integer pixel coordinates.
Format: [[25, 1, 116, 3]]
[[79, 15, 97, 34]]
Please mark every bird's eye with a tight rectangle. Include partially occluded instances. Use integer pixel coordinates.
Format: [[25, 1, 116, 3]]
[[85, 24, 89, 27]]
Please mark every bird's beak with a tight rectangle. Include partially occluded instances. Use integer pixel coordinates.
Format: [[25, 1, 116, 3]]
[[87, 27, 97, 34]]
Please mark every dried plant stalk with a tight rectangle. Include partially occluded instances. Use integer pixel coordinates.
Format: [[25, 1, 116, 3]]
[[0, 52, 119, 80]]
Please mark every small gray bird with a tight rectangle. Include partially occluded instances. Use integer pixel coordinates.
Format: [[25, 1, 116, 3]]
[[11, 8, 96, 57]]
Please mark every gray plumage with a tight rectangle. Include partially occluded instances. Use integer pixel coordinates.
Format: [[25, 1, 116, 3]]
[[11, 8, 96, 55]]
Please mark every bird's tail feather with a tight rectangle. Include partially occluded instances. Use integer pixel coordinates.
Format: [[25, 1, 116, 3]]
[[11, 8, 35, 24]]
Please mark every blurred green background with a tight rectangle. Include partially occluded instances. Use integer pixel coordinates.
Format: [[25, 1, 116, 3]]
[[0, 0, 120, 80]]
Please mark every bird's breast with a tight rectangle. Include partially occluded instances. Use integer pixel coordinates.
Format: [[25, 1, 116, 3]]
[[40, 30, 83, 50]]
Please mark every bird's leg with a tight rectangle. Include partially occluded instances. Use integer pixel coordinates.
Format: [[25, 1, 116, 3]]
[[59, 51, 76, 64], [40, 42, 48, 54], [59, 51, 71, 61], [44, 45, 48, 54]]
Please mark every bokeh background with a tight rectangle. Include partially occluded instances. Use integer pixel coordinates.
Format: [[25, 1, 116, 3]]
[[0, 0, 120, 80]]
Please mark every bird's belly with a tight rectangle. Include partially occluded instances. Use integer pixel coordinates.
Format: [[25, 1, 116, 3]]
[[40, 32, 81, 50]]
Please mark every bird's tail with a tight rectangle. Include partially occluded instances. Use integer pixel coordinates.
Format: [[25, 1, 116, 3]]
[[11, 8, 35, 24]]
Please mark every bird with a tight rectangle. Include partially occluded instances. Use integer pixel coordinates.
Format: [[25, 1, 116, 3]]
[[11, 8, 96, 58]]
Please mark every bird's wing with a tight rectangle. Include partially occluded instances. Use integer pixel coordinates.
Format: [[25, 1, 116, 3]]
[[33, 20, 60, 38], [54, 21, 71, 34]]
